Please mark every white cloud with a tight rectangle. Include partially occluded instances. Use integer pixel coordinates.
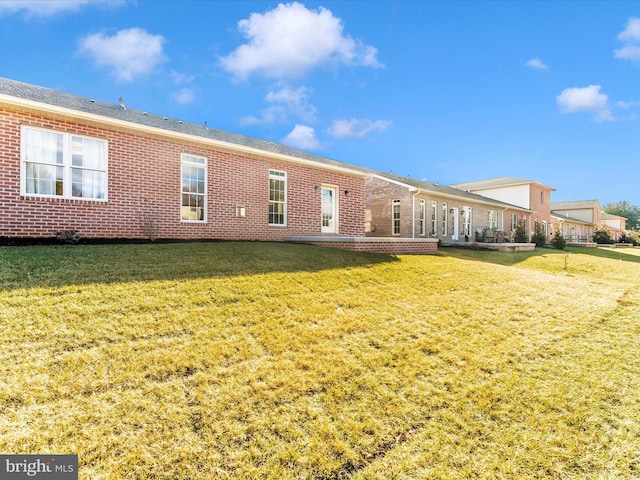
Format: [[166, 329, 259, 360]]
[[615, 45, 640, 64], [616, 99, 640, 109], [266, 86, 317, 122], [240, 85, 317, 125], [281, 124, 321, 150], [0, 0, 125, 17], [239, 106, 287, 126], [170, 70, 195, 85], [171, 88, 195, 105], [556, 85, 614, 122], [618, 17, 640, 43], [219, 2, 382, 81], [327, 118, 392, 138], [524, 57, 548, 71], [77, 28, 167, 83], [615, 17, 640, 65]]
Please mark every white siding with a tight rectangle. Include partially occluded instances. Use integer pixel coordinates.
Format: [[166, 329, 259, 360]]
[[467, 185, 530, 209]]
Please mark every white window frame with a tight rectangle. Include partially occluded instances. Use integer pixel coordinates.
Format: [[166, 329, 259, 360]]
[[181, 154, 207, 222], [488, 210, 497, 229], [268, 169, 287, 226], [442, 203, 448, 237], [462, 206, 472, 237], [510, 213, 518, 232], [419, 199, 426, 236], [392, 200, 401, 235], [431, 201, 437, 236], [321, 184, 338, 233], [21, 125, 108, 201]]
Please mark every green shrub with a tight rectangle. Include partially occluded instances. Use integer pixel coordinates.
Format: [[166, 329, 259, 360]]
[[551, 226, 567, 250], [620, 231, 640, 246], [532, 220, 547, 247], [592, 225, 614, 244], [514, 218, 529, 243]]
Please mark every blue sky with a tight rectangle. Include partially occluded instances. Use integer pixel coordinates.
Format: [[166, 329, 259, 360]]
[[2, 1, 639, 206]]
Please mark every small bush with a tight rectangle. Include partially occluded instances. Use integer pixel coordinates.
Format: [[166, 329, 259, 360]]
[[55, 229, 81, 244], [551, 226, 566, 250], [514, 219, 529, 243], [532, 220, 547, 247]]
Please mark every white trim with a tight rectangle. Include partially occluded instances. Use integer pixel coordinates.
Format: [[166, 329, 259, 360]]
[[20, 125, 108, 201], [392, 199, 401, 236], [268, 169, 287, 226], [180, 153, 207, 223], [419, 199, 426, 237], [321, 184, 339, 233], [441, 202, 448, 237]]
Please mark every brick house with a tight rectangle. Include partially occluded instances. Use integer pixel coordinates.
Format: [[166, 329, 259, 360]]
[[550, 199, 629, 245], [366, 173, 533, 248], [601, 213, 627, 242], [0, 78, 375, 244], [452, 177, 555, 242]]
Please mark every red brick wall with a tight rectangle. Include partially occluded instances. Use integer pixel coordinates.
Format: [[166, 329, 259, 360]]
[[302, 240, 438, 255], [528, 184, 552, 226], [0, 107, 366, 240]]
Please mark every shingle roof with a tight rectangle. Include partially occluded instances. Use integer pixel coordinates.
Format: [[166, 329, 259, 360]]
[[601, 212, 626, 220], [0, 77, 367, 175], [453, 176, 555, 191], [551, 200, 600, 210], [370, 172, 532, 211], [550, 213, 593, 225]]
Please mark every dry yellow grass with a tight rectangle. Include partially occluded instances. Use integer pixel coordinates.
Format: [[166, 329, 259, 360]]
[[1, 243, 639, 479]]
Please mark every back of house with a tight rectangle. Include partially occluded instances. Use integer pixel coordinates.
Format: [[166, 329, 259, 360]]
[[0, 78, 368, 243]]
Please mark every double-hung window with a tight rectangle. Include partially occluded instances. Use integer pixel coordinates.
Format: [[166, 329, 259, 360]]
[[441, 203, 448, 237], [181, 154, 207, 222], [488, 210, 497, 229], [392, 200, 401, 235], [419, 199, 426, 236], [510, 213, 518, 232], [431, 201, 437, 236], [22, 126, 107, 200], [268, 169, 287, 225], [462, 206, 472, 237]]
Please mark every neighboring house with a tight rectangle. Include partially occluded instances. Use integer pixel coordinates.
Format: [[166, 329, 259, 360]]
[[0, 77, 439, 254], [550, 200, 602, 245], [550, 213, 596, 246], [452, 177, 555, 241], [601, 213, 627, 242], [365, 173, 533, 247]]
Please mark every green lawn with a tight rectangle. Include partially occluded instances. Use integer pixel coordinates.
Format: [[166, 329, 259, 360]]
[[1, 242, 639, 479]]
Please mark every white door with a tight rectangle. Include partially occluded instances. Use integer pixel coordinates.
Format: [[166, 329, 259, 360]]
[[452, 208, 459, 240], [321, 186, 338, 233]]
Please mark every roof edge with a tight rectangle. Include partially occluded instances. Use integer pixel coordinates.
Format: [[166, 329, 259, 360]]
[[0, 91, 369, 178]]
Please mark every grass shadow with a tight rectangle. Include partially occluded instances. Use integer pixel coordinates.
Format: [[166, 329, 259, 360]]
[[0, 241, 399, 290], [438, 245, 556, 267], [439, 245, 640, 268]]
